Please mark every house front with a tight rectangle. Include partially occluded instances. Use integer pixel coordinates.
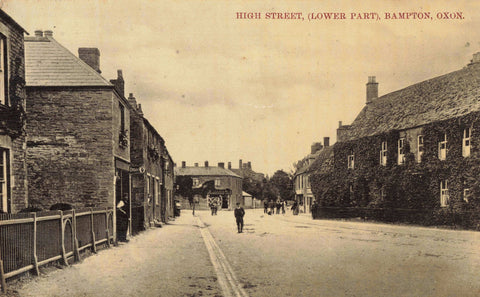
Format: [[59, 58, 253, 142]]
[[0, 10, 28, 213], [129, 93, 175, 230], [323, 53, 480, 217], [175, 161, 242, 210], [25, 31, 131, 217]]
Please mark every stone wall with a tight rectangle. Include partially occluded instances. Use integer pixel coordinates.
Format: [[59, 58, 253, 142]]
[[26, 87, 118, 209]]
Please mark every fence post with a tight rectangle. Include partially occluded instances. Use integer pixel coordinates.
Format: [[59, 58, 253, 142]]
[[90, 208, 97, 253], [32, 213, 40, 275], [72, 210, 80, 262], [0, 247, 6, 293], [60, 211, 69, 266], [105, 208, 110, 248]]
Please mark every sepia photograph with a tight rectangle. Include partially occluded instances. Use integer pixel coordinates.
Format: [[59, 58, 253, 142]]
[[1, 0, 480, 296]]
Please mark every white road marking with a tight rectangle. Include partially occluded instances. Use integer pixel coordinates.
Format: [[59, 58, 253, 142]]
[[196, 216, 249, 297]]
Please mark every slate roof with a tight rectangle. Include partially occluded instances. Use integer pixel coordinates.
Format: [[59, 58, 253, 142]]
[[342, 61, 480, 141], [174, 166, 242, 178], [0, 9, 28, 34], [25, 36, 111, 87]]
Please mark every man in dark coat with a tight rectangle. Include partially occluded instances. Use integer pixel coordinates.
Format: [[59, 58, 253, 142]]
[[234, 202, 245, 233]]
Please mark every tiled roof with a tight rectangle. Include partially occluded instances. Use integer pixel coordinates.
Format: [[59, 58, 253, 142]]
[[25, 36, 111, 87], [295, 146, 333, 176], [342, 62, 480, 141], [174, 166, 242, 178]]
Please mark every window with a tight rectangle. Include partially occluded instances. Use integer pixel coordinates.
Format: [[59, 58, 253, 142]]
[[0, 36, 7, 105], [398, 138, 405, 165], [463, 127, 471, 157], [215, 179, 221, 187], [348, 154, 354, 169], [438, 133, 447, 160], [417, 135, 424, 163], [0, 149, 8, 212], [440, 180, 449, 207], [155, 179, 159, 205], [464, 188, 470, 203], [193, 178, 199, 187], [119, 103, 125, 132], [380, 141, 387, 166]]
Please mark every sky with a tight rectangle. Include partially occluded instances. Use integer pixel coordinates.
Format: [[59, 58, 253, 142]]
[[2, 0, 480, 176]]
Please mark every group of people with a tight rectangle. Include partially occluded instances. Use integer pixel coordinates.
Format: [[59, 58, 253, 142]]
[[263, 199, 287, 215], [207, 195, 220, 216]]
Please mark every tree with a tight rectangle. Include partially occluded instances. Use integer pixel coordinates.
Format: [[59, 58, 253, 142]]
[[269, 170, 294, 201]]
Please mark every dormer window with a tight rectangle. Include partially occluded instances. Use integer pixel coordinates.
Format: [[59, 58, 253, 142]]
[[438, 133, 447, 161], [463, 127, 471, 157], [380, 141, 387, 166], [348, 154, 355, 169], [397, 138, 405, 165]]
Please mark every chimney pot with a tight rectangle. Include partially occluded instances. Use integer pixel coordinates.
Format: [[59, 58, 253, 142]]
[[228, 162, 232, 169], [366, 76, 379, 104], [78, 47, 101, 74], [324, 137, 330, 147], [205, 161, 209, 167], [247, 162, 252, 169], [239, 159, 243, 169], [44, 30, 53, 37], [194, 163, 199, 167], [339, 121, 343, 128], [181, 161, 186, 168], [34, 30, 43, 37], [218, 162, 225, 168]]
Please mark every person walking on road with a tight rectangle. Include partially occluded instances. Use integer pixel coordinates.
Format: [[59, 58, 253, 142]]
[[234, 202, 245, 233], [263, 199, 268, 214]]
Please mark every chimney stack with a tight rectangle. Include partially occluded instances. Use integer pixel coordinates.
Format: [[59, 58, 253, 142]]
[[78, 48, 101, 74], [366, 76, 378, 104], [44, 30, 53, 37], [311, 142, 323, 154], [324, 137, 330, 147], [194, 163, 199, 167], [247, 162, 252, 169], [128, 93, 137, 109], [205, 161, 209, 167], [181, 161, 186, 168], [339, 121, 343, 128], [218, 162, 225, 169], [34, 30, 43, 37], [110, 70, 125, 97], [228, 162, 232, 169], [239, 159, 243, 169], [472, 52, 480, 64]]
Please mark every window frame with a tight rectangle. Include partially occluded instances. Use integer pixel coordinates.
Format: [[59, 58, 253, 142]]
[[0, 149, 9, 213], [417, 135, 424, 163], [463, 127, 471, 158], [438, 133, 447, 161], [380, 141, 387, 166], [0, 35, 7, 106], [347, 154, 355, 169], [397, 138, 405, 165], [215, 179, 221, 187], [440, 180, 449, 207]]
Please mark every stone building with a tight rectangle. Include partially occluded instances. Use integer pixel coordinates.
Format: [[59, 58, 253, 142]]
[[128, 93, 174, 230], [229, 159, 265, 182], [294, 137, 332, 213], [175, 161, 242, 210], [328, 52, 480, 213], [24, 30, 131, 212], [0, 10, 28, 213]]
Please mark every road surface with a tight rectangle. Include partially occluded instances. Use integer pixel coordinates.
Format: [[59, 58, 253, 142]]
[[12, 208, 480, 296]]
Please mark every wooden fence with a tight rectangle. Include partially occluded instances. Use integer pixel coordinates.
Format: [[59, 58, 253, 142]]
[[0, 208, 114, 292]]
